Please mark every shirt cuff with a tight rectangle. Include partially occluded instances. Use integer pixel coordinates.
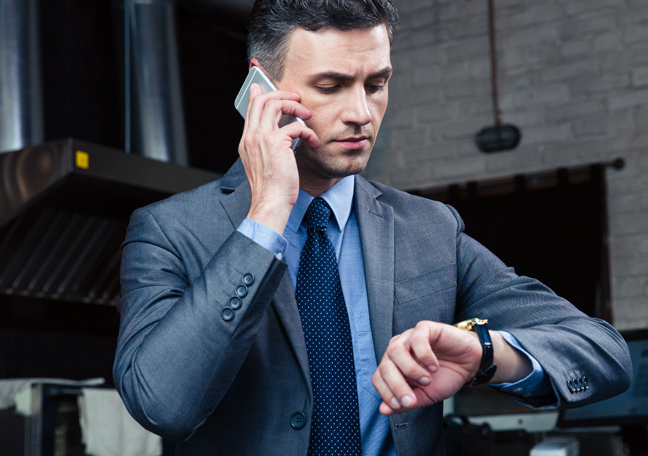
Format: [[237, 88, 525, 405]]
[[237, 219, 288, 261], [489, 331, 553, 398]]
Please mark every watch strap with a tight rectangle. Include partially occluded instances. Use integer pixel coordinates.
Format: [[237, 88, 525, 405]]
[[454, 318, 498, 387]]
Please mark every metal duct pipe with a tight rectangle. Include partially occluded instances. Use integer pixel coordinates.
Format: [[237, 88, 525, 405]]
[[0, 0, 43, 154], [129, 0, 188, 165]]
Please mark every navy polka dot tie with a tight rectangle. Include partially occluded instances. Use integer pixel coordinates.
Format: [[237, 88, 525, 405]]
[[295, 197, 362, 456]]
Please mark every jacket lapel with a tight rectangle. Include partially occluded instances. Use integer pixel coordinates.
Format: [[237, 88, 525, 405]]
[[272, 273, 312, 397], [220, 183, 251, 229], [218, 161, 311, 396], [354, 176, 395, 362], [219, 158, 251, 229]]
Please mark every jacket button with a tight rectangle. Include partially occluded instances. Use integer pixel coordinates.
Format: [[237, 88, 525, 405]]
[[230, 296, 242, 310], [221, 307, 234, 321], [290, 412, 307, 430], [242, 273, 255, 286], [235, 284, 248, 298]]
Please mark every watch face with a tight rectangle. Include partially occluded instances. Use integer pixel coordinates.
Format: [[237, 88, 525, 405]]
[[455, 318, 488, 331]]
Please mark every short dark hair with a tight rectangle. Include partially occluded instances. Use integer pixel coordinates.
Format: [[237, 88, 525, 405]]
[[247, 0, 399, 80]]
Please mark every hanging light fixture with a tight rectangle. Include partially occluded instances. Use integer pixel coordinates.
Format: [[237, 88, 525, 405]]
[[475, 0, 521, 153]]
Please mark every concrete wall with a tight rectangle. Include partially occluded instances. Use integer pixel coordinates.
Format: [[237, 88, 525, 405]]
[[364, 0, 648, 329]]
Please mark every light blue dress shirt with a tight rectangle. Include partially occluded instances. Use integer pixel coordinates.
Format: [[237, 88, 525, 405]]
[[237, 175, 552, 456]]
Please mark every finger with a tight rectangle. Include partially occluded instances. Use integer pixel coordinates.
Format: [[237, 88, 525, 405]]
[[372, 367, 402, 413], [248, 82, 261, 101], [386, 338, 433, 386], [242, 91, 307, 156], [376, 357, 417, 409], [279, 121, 321, 148], [246, 88, 302, 129], [240, 84, 260, 141], [259, 99, 312, 133], [379, 401, 396, 416], [409, 324, 440, 373]]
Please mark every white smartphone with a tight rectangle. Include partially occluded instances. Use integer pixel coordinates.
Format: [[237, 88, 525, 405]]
[[234, 66, 306, 152]]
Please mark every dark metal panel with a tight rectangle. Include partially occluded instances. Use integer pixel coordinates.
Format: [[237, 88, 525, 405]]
[[21, 211, 72, 293], [0, 138, 220, 307], [0, 210, 56, 289], [9, 210, 67, 292]]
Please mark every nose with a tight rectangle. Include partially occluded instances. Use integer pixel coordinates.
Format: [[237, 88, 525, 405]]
[[340, 85, 372, 127]]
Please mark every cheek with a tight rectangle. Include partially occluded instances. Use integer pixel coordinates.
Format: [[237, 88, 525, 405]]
[[370, 97, 388, 127], [307, 104, 339, 131]]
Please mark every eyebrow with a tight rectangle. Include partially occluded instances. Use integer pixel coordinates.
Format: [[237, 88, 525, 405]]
[[312, 67, 393, 81]]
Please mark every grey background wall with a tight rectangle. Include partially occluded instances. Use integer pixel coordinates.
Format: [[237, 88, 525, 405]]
[[363, 0, 648, 330]]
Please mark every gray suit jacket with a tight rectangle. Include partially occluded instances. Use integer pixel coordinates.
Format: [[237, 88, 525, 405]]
[[114, 159, 631, 455]]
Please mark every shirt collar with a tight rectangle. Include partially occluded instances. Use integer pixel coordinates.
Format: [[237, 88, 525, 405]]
[[286, 175, 355, 234]]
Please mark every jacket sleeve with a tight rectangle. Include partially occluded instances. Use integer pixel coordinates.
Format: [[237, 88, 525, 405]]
[[450, 206, 632, 409], [113, 207, 288, 441]]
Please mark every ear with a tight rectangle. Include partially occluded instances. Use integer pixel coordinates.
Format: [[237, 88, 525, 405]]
[[249, 57, 263, 72], [248, 58, 280, 87]]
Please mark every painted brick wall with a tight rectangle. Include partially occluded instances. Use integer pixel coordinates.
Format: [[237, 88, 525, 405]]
[[364, 0, 648, 329]]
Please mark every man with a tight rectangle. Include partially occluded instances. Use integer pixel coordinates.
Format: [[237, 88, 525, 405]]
[[113, 1, 632, 455]]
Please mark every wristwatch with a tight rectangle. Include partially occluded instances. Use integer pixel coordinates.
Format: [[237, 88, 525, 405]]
[[454, 318, 498, 387]]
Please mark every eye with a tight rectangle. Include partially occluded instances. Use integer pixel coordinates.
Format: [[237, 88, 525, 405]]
[[366, 84, 385, 93], [316, 86, 339, 94]]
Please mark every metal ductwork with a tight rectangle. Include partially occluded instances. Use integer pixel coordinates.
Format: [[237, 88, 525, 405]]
[[0, 1, 215, 307], [0, 139, 218, 306], [0, 0, 44, 154], [129, 0, 188, 165]]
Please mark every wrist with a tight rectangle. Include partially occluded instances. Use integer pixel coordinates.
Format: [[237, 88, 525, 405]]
[[247, 200, 293, 235], [489, 331, 533, 384]]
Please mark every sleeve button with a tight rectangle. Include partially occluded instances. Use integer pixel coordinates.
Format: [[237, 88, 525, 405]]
[[242, 273, 255, 286], [235, 284, 248, 298], [221, 307, 235, 321], [230, 296, 242, 310]]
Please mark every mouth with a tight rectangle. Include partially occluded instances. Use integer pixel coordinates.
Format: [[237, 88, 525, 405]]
[[333, 136, 369, 150]]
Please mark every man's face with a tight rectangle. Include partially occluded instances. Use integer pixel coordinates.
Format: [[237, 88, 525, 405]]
[[275, 25, 392, 189]]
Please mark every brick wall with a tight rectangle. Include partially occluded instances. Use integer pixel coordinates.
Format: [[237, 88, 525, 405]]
[[364, 0, 648, 329]]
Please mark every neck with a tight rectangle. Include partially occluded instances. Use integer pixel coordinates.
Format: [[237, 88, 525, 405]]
[[299, 175, 344, 197]]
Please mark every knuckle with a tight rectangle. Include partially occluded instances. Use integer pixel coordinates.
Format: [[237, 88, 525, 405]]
[[415, 320, 430, 330], [403, 364, 419, 378], [410, 332, 426, 346], [393, 384, 410, 398], [242, 136, 257, 151], [378, 363, 391, 377], [250, 95, 263, 110]]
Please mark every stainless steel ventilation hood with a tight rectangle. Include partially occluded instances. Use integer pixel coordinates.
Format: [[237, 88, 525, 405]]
[[0, 138, 220, 306]]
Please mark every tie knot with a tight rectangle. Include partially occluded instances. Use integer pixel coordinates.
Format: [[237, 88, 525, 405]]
[[305, 197, 331, 231]]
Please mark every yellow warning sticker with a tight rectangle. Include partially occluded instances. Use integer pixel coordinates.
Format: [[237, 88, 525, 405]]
[[76, 151, 89, 169]]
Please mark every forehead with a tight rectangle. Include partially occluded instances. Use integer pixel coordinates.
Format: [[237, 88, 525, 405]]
[[283, 25, 391, 78]]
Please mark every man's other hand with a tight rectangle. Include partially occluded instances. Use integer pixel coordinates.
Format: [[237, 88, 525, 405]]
[[372, 321, 481, 415], [372, 321, 533, 415], [239, 83, 321, 235]]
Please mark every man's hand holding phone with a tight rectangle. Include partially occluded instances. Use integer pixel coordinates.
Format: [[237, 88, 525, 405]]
[[238, 81, 320, 236]]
